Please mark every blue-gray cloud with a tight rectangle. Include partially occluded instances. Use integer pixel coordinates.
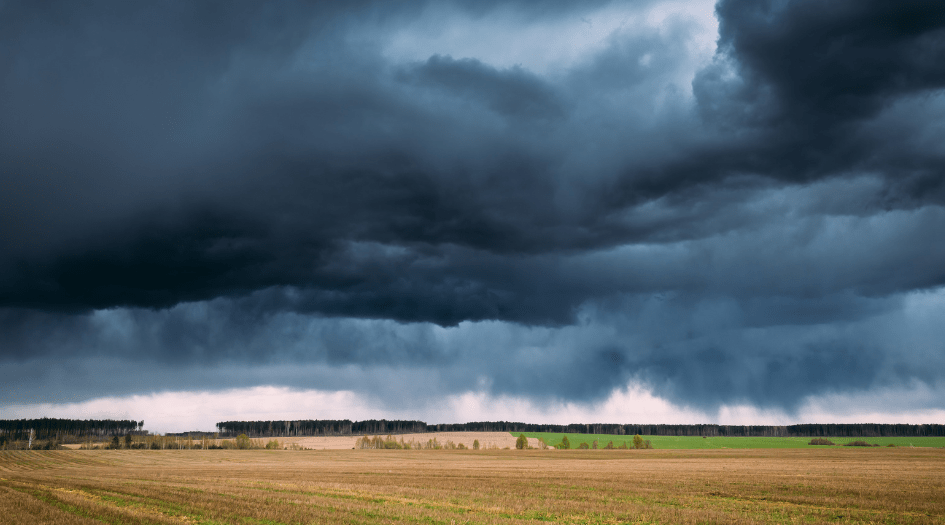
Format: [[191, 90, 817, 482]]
[[2, 0, 945, 414]]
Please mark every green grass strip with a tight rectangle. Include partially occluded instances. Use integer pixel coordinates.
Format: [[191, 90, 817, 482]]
[[513, 432, 945, 449]]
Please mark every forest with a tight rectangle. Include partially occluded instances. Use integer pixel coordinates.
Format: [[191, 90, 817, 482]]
[[0, 418, 143, 445], [216, 419, 428, 437], [214, 420, 945, 438]]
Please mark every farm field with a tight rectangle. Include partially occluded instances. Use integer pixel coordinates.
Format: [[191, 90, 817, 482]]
[[1, 448, 944, 524], [59, 432, 544, 451], [516, 432, 945, 449]]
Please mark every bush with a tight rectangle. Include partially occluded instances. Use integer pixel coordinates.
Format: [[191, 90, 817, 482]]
[[355, 435, 406, 449], [604, 441, 615, 450], [578, 442, 590, 449], [473, 439, 480, 450], [557, 436, 570, 450], [629, 435, 653, 449], [591, 440, 598, 450], [844, 441, 879, 447], [37, 440, 62, 450], [265, 439, 281, 450], [516, 434, 528, 450], [236, 434, 252, 450], [617, 442, 628, 449], [808, 438, 835, 446]]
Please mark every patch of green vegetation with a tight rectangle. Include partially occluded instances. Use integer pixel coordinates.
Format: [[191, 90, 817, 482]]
[[10, 485, 160, 525], [513, 433, 945, 449], [240, 518, 290, 525]]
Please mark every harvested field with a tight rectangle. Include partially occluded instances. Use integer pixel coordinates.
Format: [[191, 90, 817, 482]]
[[241, 431, 542, 450], [1, 448, 943, 524], [58, 432, 540, 451]]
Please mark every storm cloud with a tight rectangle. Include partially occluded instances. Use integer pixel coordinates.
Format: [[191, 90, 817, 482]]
[[2, 0, 945, 417]]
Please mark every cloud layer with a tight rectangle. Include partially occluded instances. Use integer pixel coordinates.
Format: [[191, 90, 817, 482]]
[[2, 0, 944, 418]]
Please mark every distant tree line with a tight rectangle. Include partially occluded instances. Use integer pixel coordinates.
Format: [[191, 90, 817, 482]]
[[216, 419, 429, 437], [215, 420, 945, 438], [164, 431, 217, 438], [433, 422, 945, 437], [0, 418, 143, 442]]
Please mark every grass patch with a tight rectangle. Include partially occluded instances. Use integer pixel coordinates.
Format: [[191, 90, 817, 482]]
[[514, 432, 945, 449]]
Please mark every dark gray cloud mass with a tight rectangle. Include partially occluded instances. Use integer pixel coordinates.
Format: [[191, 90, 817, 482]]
[[2, 0, 945, 414]]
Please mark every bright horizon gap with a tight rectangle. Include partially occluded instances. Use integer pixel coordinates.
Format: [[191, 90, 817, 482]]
[[4, 383, 944, 435]]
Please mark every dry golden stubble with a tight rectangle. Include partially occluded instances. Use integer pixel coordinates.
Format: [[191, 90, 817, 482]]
[[0, 448, 942, 524]]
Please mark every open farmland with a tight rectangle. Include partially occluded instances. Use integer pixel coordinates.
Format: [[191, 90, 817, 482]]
[[238, 432, 543, 450], [518, 433, 945, 449], [1, 447, 944, 524]]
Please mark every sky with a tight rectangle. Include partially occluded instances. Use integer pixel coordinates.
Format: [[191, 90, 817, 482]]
[[2, 0, 945, 434]]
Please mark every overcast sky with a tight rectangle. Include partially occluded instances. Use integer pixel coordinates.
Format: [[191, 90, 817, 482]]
[[2, 0, 945, 433]]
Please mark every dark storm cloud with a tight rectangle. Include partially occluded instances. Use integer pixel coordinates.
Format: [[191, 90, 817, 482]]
[[687, 0, 945, 197], [404, 55, 566, 119], [2, 0, 945, 412]]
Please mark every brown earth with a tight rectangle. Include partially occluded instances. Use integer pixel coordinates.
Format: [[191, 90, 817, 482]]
[[61, 431, 543, 450], [1, 447, 943, 524], [243, 431, 543, 450]]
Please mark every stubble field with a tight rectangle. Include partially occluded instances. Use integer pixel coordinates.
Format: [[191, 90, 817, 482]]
[[1, 447, 943, 524]]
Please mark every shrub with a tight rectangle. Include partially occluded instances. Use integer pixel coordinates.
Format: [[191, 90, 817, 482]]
[[557, 436, 570, 450], [808, 438, 835, 446], [604, 441, 615, 449], [844, 441, 879, 447], [516, 434, 528, 450], [578, 442, 589, 449], [265, 439, 281, 450], [473, 439, 480, 450], [617, 442, 628, 449], [39, 440, 61, 450], [236, 434, 252, 450], [355, 435, 405, 449], [591, 440, 598, 450], [632, 435, 645, 449]]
